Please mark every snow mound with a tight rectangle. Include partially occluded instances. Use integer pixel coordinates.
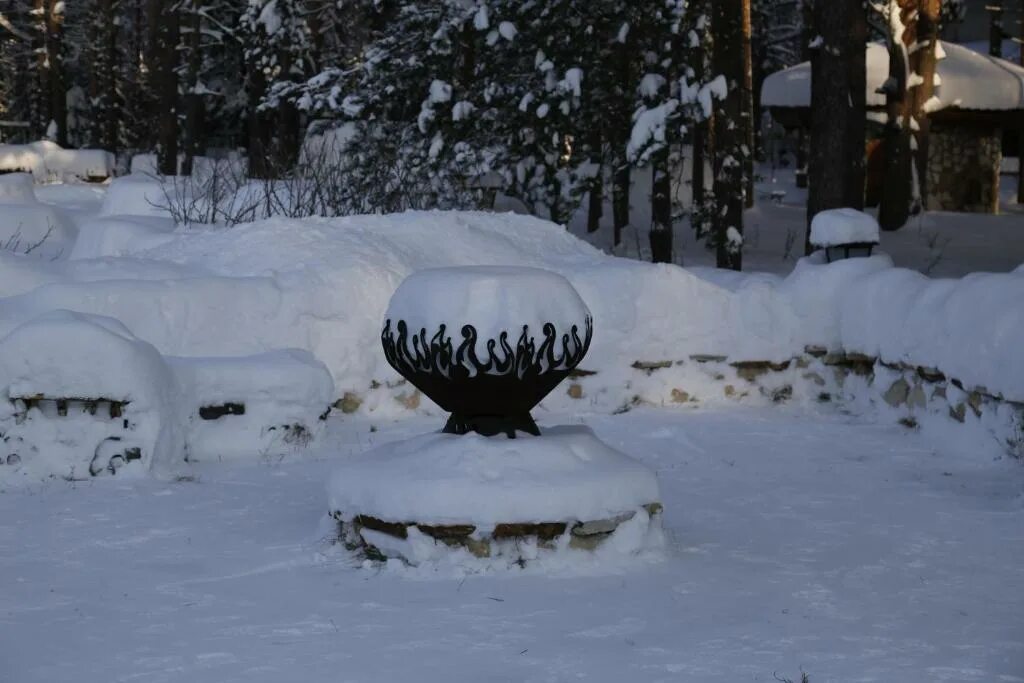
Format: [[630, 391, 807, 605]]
[[0, 173, 37, 203], [69, 215, 177, 260], [0, 311, 184, 481], [385, 266, 591, 344], [328, 426, 660, 527], [99, 174, 172, 218], [810, 208, 880, 247], [0, 202, 76, 259], [0, 141, 113, 181]]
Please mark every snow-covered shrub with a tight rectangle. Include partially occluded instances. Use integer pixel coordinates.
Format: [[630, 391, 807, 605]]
[[0, 311, 186, 481], [0, 202, 77, 259]]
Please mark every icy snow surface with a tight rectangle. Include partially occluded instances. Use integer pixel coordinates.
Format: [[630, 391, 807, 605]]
[[810, 208, 880, 247], [328, 426, 658, 527], [2, 409, 1022, 682]]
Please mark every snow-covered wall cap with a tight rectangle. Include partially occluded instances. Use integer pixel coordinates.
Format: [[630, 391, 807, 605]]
[[761, 42, 1024, 112], [385, 266, 592, 341], [810, 209, 880, 247]]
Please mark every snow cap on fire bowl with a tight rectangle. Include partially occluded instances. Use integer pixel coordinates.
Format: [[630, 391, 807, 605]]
[[382, 266, 593, 438]]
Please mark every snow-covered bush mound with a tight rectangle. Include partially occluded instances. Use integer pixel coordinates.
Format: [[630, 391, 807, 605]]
[[170, 350, 334, 461], [810, 208, 880, 247], [0, 202, 76, 259], [99, 174, 172, 218], [0, 141, 113, 182], [0, 311, 184, 481], [69, 215, 176, 260], [0, 173, 37, 203]]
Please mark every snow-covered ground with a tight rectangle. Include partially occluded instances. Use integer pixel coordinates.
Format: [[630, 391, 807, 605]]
[[2, 408, 1022, 683], [2, 173, 1023, 681]]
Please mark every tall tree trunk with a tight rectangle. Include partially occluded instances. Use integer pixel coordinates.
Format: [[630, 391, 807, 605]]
[[691, 121, 707, 237], [878, 0, 914, 232], [989, 2, 1004, 57], [153, 0, 179, 175], [741, 0, 755, 209], [912, 0, 940, 209], [650, 148, 673, 263], [612, 164, 629, 247], [587, 166, 603, 234], [44, 0, 66, 146], [181, 0, 205, 176], [806, 0, 867, 253], [712, 0, 746, 270]]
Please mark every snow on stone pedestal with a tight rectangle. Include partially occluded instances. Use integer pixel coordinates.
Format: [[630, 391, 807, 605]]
[[331, 266, 662, 568], [328, 427, 663, 566], [809, 208, 880, 248]]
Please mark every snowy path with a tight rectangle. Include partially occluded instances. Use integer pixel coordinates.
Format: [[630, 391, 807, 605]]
[[1, 408, 1022, 683]]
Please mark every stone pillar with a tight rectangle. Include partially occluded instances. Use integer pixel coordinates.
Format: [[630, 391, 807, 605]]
[[926, 123, 1002, 214]]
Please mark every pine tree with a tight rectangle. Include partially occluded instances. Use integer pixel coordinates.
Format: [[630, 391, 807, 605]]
[[241, 0, 313, 178]]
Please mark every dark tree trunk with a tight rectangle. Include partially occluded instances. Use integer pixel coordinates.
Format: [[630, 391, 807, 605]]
[[181, 0, 205, 176], [741, 0, 755, 209], [879, 1, 914, 232], [806, 0, 867, 253], [712, 0, 746, 270], [691, 121, 707, 237], [612, 164, 629, 247], [44, 0, 67, 146], [650, 148, 673, 263], [912, 0, 940, 208], [247, 69, 272, 180], [153, 0, 179, 175], [989, 3, 1004, 57], [587, 166, 603, 234]]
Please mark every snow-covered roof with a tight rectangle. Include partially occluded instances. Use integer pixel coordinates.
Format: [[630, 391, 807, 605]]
[[761, 42, 1024, 112]]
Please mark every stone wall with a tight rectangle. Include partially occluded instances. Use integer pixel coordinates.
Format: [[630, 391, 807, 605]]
[[927, 122, 1002, 213]]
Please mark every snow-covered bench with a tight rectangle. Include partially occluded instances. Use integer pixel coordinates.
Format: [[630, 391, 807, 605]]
[[171, 350, 334, 461], [0, 313, 334, 481], [0, 311, 183, 479]]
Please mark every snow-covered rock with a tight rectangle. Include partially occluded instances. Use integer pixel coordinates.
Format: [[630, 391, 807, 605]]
[[810, 208, 880, 247]]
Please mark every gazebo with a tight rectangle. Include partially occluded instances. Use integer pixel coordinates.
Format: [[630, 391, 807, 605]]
[[761, 42, 1024, 213]]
